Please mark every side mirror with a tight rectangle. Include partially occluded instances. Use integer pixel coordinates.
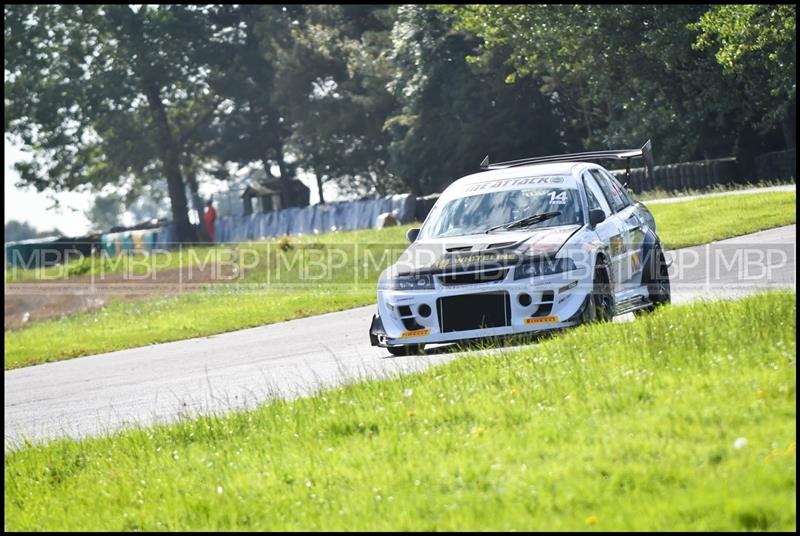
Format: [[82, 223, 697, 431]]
[[406, 228, 420, 243], [588, 208, 606, 227]]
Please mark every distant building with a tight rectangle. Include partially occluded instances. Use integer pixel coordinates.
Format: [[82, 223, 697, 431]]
[[240, 178, 310, 216]]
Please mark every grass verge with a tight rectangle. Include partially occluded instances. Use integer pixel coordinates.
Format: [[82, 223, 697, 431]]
[[650, 190, 795, 249], [3, 288, 375, 369], [4, 292, 796, 531], [5, 190, 796, 369], [633, 178, 794, 202]]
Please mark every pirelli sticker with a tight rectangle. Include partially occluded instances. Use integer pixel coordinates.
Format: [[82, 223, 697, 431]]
[[525, 316, 559, 325], [401, 329, 430, 338]]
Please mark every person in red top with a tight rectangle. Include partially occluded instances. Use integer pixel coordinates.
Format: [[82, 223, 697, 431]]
[[203, 198, 217, 242]]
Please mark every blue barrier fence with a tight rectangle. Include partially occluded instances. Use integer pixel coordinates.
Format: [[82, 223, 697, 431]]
[[214, 194, 415, 243], [82, 194, 415, 256]]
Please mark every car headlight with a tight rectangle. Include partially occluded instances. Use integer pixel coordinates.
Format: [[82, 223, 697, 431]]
[[378, 271, 435, 290], [514, 257, 576, 280]]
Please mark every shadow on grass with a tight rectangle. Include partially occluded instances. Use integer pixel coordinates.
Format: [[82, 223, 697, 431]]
[[381, 328, 569, 359]]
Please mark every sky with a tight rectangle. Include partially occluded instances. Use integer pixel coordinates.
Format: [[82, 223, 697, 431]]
[[4, 138, 94, 236], [4, 136, 334, 238]]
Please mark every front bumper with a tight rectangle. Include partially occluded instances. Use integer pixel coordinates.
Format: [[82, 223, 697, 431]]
[[370, 272, 590, 347]]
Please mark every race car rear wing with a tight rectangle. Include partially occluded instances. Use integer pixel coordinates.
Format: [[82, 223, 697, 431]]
[[480, 140, 654, 182]]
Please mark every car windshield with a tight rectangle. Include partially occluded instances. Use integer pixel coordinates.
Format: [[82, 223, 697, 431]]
[[421, 185, 583, 239]]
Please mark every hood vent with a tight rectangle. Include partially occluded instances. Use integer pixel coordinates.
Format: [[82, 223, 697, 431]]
[[486, 241, 516, 250], [445, 245, 474, 252]]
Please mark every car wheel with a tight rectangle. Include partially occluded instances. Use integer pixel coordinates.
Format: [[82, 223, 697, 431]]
[[634, 244, 671, 317], [386, 344, 424, 357], [582, 258, 614, 324]]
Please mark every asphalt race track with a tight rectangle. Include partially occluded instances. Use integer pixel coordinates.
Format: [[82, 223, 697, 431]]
[[4, 225, 796, 448]]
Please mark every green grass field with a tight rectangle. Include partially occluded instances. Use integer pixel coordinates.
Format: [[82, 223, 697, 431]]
[[650, 190, 795, 249], [4, 292, 796, 531], [633, 179, 794, 202], [4, 190, 796, 369]]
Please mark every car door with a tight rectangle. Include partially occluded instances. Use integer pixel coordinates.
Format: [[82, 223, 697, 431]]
[[592, 169, 643, 290], [582, 170, 627, 294]]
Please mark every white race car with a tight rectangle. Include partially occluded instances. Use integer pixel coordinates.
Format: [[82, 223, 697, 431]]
[[369, 141, 671, 356]]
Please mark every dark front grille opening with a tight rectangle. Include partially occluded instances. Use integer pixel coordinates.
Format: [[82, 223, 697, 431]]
[[437, 292, 511, 333], [438, 269, 508, 286]]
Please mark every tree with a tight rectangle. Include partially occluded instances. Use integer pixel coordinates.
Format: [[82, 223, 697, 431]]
[[201, 5, 302, 207], [386, 6, 563, 194], [5, 221, 62, 242], [5, 5, 222, 242], [126, 183, 171, 223], [692, 4, 796, 148], [85, 192, 123, 232], [84, 184, 170, 233], [437, 4, 793, 163], [270, 5, 401, 202]]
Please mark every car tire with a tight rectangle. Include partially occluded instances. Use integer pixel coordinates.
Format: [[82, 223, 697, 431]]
[[386, 344, 424, 357], [634, 243, 671, 317], [581, 257, 614, 324]]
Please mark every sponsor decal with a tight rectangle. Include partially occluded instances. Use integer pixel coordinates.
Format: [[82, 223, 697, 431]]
[[432, 252, 518, 270], [610, 235, 624, 256], [401, 329, 430, 338], [464, 176, 564, 193], [525, 315, 559, 324], [558, 280, 578, 293], [631, 251, 642, 273]]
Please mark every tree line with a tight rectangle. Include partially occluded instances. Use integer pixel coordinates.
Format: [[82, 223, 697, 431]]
[[5, 5, 795, 241]]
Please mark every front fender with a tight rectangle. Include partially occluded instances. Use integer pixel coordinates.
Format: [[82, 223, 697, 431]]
[[639, 227, 660, 272], [578, 232, 613, 284], [636, 202, 656, 234]]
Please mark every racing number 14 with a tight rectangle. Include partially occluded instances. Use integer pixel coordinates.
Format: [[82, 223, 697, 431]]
[[548, 191, 568, 204]]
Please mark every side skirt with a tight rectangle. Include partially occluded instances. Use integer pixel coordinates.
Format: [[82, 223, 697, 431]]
[[613, 295, 652, 316]]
